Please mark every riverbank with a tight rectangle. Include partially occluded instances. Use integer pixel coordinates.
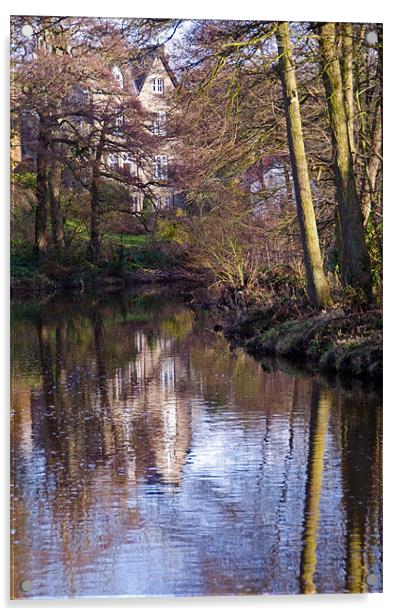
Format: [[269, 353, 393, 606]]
[[10, 236, 206, 299], [10, 266, 204, 299], [220, 301, 382, 383], [11, 260, 383, 384]]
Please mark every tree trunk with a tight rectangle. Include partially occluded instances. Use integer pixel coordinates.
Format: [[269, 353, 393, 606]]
[[89, 170, 101, 266], [361, 103, 382, 226], [276, 22, 331, 308], [88, 132, 106, 266], [318, 22, 372, 296], [340, 23, 356, 159], [361, 25, 383, 231], [35, 117, 49, 265], [48, 155, 64, 249]]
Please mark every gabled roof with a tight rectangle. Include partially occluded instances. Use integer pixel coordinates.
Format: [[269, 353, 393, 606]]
[[132, 47, 178, 94], [133, 73, 146, 94]]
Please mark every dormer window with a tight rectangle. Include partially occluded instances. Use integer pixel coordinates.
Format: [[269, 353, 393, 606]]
[[112, 66, 124, 88], [152, 78, 164, 94]]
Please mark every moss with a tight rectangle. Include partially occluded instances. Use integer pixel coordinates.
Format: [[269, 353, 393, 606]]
[[229, 307, 382, 382], [335, 338, 382, 378], [319, 347, 339, 372]]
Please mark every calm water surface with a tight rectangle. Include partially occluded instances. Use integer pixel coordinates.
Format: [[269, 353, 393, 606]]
[[10, 288, 382, 598]]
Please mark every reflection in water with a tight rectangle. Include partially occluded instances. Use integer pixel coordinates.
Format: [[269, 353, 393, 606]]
[[10, 288, 382, 598], [300, 387, 332, 594]]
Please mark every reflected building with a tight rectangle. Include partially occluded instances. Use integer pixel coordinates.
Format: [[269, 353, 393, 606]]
[[10, 292, 382, 598]]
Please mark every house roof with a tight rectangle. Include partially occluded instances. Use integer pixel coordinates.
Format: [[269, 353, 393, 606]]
[[132, 47, 178, 94]]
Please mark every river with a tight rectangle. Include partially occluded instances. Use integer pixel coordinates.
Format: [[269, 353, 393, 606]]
[[10, 286, 382, 598]]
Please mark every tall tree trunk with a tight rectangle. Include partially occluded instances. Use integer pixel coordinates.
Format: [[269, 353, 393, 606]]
[[361, 25, 383, 234], [361, 103, 382, 226], [48, 155, 64, 249], [35, 117, 49, 265], [318, 22, 372, 296], [276, 22, 331, 308], [340, 23, 356, 159]]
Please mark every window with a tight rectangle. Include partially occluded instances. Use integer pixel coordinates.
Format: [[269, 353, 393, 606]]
[[122, 152, 136, 175], [112, 65, 124, 88], [114, 114, 123, 134], [108, 153, 118, 168], [165, 195, 174, 208], [152, 78, 164, 94], [156, 195, 173, 209], [153, 155, 168, 180], [152, 111, 166, 135], [131, 195, 139, 212]]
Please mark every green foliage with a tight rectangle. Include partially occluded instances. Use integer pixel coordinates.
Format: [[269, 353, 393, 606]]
[[157, 213, 189, 244], [326, 247, 340, 275], [11, 173, 37, 243], [157, 219, 179, 241], [142, 196, 155, 213], [99, 181, 132, 212], [99, 235, 171, 276], [104, 232, 147, 248], [121, 245, 169, 271], [64, 219, 90, 248], [10, 242, 38, 278], [12, 172, 37, 191], [364, 218, 382, 288]]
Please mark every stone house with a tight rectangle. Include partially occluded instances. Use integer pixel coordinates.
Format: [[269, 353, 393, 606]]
[[12, 41, 183, 213], [101, 48, 182, 213], [129, 49, 182, 212]]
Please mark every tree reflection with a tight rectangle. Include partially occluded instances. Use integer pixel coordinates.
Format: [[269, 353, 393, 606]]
[[10, 291, 382, 598], [340, 393, 383, 592], [300, 383, 332, 594]]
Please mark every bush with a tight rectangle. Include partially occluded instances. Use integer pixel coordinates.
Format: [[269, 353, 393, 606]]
[[100, 237, 172, 275], [11, 173, 37, 243], [10, 243, 37, 279]]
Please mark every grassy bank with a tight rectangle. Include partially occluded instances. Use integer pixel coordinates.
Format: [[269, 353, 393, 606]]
[[222, 300, 382, 382], [10, 233, 201, 297]]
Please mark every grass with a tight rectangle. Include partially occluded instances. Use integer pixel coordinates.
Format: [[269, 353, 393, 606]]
[[103, 232, 148, 248], [11, 219, 177, 294], [65, 219, 149, 248]]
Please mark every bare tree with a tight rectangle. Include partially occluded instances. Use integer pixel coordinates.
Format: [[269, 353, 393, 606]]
[[276, 22, 331, 308], [317, 22, 371, 295]]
